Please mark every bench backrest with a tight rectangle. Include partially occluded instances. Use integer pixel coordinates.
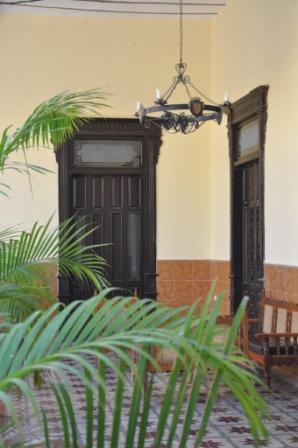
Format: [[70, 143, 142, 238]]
[[261, 296, 298, 335]]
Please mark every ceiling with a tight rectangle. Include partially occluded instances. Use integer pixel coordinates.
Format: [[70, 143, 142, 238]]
[[0, 0, 227, 18]]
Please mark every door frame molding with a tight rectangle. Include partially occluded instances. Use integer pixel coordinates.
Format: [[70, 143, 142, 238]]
[[56, 118, 162, 304], [228, 86, 269, 313]]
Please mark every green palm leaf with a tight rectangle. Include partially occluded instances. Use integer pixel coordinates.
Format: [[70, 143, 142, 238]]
[[0, 89, 109, 194], [0, 292, 268, 447], [0, 226, 20, 243], [0, 216, 108, 321]]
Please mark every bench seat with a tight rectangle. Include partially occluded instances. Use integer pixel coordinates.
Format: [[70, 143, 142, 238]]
[[242, 295, 298, 387]]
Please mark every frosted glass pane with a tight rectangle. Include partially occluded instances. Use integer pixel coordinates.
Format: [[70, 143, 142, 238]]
[[73, 140, 142, 167], [238, 120, 259, 156], [127, 213, 140, 281]]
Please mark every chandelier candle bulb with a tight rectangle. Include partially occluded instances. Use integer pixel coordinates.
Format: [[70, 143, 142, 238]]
[[224, 92, 229, 103], [155, 89, 161, 100], [136, 101, 141, 112]]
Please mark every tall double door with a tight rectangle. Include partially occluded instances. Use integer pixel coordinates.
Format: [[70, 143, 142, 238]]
[[56, 119, 161, 303], [71, 173, 143, 297], [233, 159, 264, 317], [229, 86, 268, 319]]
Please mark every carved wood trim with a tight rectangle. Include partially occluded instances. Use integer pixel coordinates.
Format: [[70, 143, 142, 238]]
[[230, 86, 269, 125], [73, 118, 162, 137]]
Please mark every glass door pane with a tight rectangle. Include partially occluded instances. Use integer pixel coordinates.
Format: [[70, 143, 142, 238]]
[[73, 140, 142, 168], [237, 119, 259, 157]]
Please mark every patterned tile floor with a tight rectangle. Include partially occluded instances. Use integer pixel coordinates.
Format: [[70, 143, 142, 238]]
[[3, 362, 298, 447]]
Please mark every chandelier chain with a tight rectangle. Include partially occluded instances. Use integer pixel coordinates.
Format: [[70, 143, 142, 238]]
[[183, 81, 192, 99], [136, 0, 224, 134], [161, 80, 178, 102], [188, 80, 220, 106], [179, 0, 183, 64]]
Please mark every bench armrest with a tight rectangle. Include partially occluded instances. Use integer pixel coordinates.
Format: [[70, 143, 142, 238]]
[[247, 318, 261, 324], [241, 313, 261, 353], [255, 332, 298, 339], [216, 315, 233, 325]]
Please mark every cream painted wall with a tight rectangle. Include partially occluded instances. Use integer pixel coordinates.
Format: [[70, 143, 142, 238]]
[[210, 0, 298, 266], [3, 1, 297, 266], [0, 12, 212, 259]]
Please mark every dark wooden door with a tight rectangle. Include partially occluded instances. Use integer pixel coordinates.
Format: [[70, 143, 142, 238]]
[[229, 86, 268, 318], [71, 174, 143, 298], [56, 119, 162, 304], [233, 160, 263, 317]]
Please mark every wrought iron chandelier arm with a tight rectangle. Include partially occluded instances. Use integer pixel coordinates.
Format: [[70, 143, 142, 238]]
[[144, 103, 222, 114], [144, 103, 190, 114]]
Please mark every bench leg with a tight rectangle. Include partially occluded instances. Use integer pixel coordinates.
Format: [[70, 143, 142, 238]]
[[263, 357, 271, 388]]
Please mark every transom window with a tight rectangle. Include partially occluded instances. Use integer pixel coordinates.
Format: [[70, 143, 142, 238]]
[[237, 118, 260, 158], [73, 139, 142, 168]]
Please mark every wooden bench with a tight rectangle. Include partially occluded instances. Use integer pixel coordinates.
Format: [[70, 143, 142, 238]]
[[242, 295, 298, 387]]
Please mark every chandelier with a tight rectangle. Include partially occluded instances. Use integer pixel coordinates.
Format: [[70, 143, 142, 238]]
[[135, 0, 229, 134]]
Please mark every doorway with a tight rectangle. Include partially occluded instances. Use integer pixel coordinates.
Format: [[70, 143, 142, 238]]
[[229, 86, 268, 317], [56, 118, 162, 304]]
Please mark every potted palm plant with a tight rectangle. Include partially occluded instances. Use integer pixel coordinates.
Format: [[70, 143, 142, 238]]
[[0, 290, 268, 447], [0, 90, 110, 420], [0, 89, 109, 321]]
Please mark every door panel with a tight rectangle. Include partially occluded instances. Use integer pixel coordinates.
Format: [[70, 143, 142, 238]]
[[127, 212, 141, 281], [236, 161, 263, 318], [111, 176, 123, 208], [92, 177, 104, 209], [72, 176, 87, 209], [111, 212, 123, 282], [128, 176, 142, 207]]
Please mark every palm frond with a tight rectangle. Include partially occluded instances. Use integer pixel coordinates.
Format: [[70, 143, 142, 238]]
[[0, 226, 20, 243], [0, 292, 268, 447], [0, 216, 108, 321], [0, 182, 11, 198], [1, 89, 108, 162], [0, 89, 109, 195], [3, 160, 53, 175], [0, 282, 55, 323]]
